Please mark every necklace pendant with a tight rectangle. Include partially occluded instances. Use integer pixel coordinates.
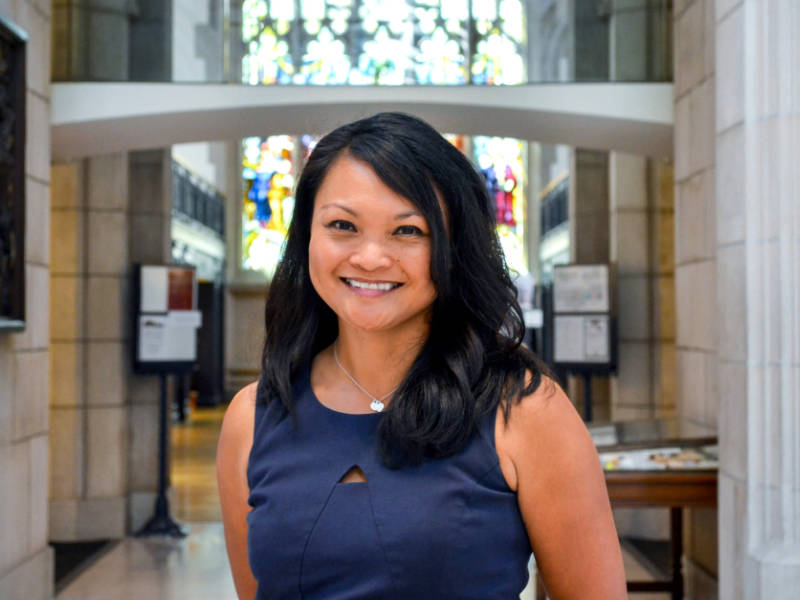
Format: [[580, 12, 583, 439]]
[[370, 399, 385, 413]]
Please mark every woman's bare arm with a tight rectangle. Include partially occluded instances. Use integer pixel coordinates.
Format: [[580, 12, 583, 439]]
[[496, 377, 627, 599], [217, 382, 258, 600]]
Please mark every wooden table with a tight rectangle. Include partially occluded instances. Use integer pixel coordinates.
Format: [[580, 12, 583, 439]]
[[536, 420, 718, 600]]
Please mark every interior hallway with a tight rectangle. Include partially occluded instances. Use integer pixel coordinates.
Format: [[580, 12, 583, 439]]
[[55, 406, 668, 599]]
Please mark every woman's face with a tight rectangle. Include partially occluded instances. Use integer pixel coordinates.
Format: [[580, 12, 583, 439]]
[[308, 155, 437, 338]]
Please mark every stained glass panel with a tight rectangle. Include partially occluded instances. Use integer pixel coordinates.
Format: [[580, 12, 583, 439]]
[[241, 135, 296, 277], [473, 135, 527, 275]]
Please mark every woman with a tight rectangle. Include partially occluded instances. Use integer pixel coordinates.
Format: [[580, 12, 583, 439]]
[[217, 112, 626, 599]]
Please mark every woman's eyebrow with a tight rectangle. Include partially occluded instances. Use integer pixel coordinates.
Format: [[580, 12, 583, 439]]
[[318, 203, 357, 216], [394, 210, 423, 220]]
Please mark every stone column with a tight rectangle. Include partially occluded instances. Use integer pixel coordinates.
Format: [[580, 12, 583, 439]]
[[0, 1, 54, 597], [567, 149, 611, 420], [715, 1, 800, 597], [673, 0, 718, 593], [127, 149, 174, 530]]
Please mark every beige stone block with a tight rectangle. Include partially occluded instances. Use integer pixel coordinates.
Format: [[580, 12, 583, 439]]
[[609, 153, 647, 210], [654, 341, 676, 412], [0, 546, 53, 600], [49, 406, 84, 500], [718, 473, 746, 599], [127, 373, 161, 404], [49, 499, 79, 542], [11, 264, 49, 352], [610, 404, 654, 422], [86, 406, 126, 497], [15, 0, 50, 97], [675, 260, 716, 351], [25, 179, 50, 266], [50, 341, 84, 407], [77, 496, 126, 539], [0, 341, 11, 444], [703, 0, 715, 79], [654, 160, 674, 209], [50, 275, 84, 341], [25, 92, 50, 183], [86, 275, 125, 340], [0, 441, 31, 570], [688, 507, 718, 575], [50, 209, 84, 275], [611, 341, 652, 410], [616, 275, 650, 341], [87, 154, 128, 210], [676, 170, 714, 264], [614, 211, 649, 275], [129, 213, 170, 264], [11, 350, 49, 441], [655, 210, 674, 274], [87, 341, 127, 406], [129, 150, 170, 215], [674, 0, 705, 97], [716, 243, 746, 361], [28, 434, 49, 554], [129, 402, 159, 490], [716, 0, 741, 22], [128, 490, 157, 532], [87, 210, 128, 274], [654, 275, 675, 340], [716, 124, 745, 245], [228, 292, 266, 368], [674, 94, 691, 181], [676, 348, 716, 427], [716, 6, 744, 132], [50, 162, 85, 209], [689, 77, 715, 173], [718, 360, 746, 480]]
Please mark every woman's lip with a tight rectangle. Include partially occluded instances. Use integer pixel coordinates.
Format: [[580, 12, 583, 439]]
[[340, 278, 402, 297]]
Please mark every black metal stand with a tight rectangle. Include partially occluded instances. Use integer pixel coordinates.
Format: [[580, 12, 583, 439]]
[[581, 371, 593, 422], [135, 373, 187, 538]]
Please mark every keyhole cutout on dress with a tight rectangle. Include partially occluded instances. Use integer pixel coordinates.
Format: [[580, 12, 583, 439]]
[[338, 465, 367, 484]]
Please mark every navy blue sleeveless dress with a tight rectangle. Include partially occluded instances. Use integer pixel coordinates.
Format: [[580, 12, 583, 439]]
[[247, 367, 532, 599]]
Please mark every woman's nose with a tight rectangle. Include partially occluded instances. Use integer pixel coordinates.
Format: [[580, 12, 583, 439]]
[[348, 239, 394, 271]]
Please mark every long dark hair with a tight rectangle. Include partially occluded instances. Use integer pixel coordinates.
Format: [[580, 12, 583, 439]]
[[258, 112, 549, 466]]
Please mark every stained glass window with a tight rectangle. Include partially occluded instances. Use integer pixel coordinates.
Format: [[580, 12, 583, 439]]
[[241, 0, 518, 86], [473, 136, 527, 275], [241, 135, 297, 277]]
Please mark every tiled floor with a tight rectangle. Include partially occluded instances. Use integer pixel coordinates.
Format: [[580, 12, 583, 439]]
[[56, 407, 669, 600]]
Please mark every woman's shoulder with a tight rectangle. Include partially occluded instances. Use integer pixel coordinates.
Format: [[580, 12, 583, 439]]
[[218, 382, 258, 463], [495, 373, 593, 491]]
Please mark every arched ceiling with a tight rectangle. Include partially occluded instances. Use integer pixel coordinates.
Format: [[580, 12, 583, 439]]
[[50, 82, 672, 161]]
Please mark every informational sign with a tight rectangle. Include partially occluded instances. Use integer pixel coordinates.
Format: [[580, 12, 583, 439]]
[[553, 264, 610, 313], [134, 265, 202, 372], [551, 264, 614, 370], [554, 315, 611, 364]]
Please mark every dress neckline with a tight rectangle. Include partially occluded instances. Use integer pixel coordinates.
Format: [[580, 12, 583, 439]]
[[305, 365, 384, 418]]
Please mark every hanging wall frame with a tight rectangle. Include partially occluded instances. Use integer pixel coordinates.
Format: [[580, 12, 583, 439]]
[[0, 16, 26, 331]]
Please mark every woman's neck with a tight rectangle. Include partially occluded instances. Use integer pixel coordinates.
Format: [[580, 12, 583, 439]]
[[333, 325, 427, 398]]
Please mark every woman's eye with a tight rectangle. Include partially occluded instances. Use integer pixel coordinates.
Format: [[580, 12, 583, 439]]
[[394, 225, 424, 236], [327, 220, 356, 232]]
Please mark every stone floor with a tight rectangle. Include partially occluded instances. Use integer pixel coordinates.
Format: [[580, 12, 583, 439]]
[[56, 407, 670, 599]]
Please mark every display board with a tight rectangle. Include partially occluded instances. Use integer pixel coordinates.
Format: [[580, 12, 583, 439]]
[[133, 265, 202, 373], [552, 264, 615, 370]]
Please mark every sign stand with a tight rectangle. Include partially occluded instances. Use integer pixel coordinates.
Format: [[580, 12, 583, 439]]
[[132, 264, 202, 538], [135, 372, 187, 538], [551, 264, 616, 422]]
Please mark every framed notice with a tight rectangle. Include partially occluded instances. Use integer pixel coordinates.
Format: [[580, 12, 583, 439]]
[[554, 315, 611, 364], [553, 264, 610, 313], [0, 17, 27, 331], [133, 265, 202, 373]]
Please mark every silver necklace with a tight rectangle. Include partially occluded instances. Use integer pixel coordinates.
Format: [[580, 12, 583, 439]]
[[333, 341, 399, 412]]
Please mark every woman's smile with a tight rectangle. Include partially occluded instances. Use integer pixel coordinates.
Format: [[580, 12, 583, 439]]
[[341, 277, 403, 296]]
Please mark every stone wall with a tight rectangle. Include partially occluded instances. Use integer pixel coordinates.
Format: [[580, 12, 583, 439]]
[[0, 0, 53, 598], [673, 0, 718, 594]]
